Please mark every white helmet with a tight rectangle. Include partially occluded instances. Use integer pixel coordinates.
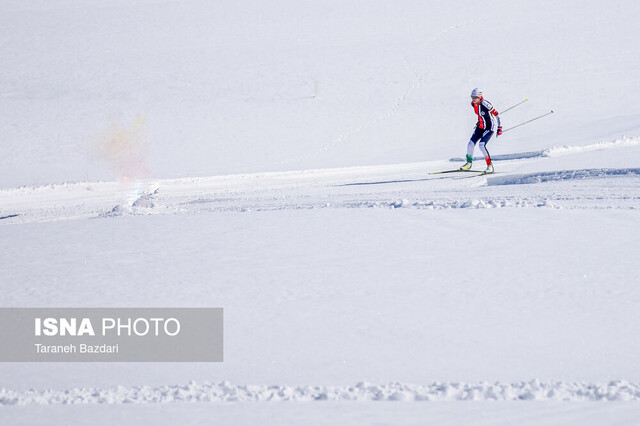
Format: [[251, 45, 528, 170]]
[[470, 88, 483, 99]]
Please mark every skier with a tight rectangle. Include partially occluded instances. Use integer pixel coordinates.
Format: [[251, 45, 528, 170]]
[[460, 88, 502, 173]]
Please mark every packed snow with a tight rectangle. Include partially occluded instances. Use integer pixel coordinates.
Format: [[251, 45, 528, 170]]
[[3, 380, 640, 405], [1, 0, 640, 424]]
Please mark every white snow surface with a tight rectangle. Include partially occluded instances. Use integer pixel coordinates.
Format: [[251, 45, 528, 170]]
[[2, 0, 640, 424], [3, 380, 640, 405]]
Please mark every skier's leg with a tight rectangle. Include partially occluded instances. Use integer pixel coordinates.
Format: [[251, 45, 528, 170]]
[[463, 129, 482, 166], [466, 140, 476, 163], [478, 142, 491, 165], [479, 130, 494, 172], [478, 130, 494, 166], [459, 139, 477, 170]]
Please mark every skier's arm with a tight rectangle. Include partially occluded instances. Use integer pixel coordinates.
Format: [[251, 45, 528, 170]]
[[491, 108, 502, 135], [490, 108, 501, 127]]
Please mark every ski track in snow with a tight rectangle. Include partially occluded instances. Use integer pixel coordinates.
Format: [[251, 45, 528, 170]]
[[1, 138, 640, 224], [488, 168, 640, 186], [2, 380, 640, 405]]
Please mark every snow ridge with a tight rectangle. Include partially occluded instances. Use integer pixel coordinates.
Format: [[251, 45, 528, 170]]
[[542, 137, 640, 157], [2, 381, 640, 405], [450, 136, 640, 162], [488, 168, 640, 186]]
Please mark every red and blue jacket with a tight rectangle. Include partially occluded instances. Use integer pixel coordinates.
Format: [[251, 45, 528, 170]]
[[472, 99, 501, 131]]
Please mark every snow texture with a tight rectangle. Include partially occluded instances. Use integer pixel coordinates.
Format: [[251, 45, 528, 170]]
[[2, 381, 640, 405], [2, 0, 640, 424]]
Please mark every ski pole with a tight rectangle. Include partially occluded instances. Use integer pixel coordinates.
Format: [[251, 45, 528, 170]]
[[500, 98, 528, 115], [503, 110, 554, 133]]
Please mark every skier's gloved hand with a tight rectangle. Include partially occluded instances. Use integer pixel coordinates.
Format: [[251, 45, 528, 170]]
[[497, 126, 503, 137]]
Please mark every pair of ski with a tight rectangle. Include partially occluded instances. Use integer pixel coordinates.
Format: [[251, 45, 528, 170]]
[[430, 169, 495, 179]]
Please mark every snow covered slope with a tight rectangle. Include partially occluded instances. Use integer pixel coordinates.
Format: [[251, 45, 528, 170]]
[[1, 0, 640, 425], [2, 0, 640, 187], [2, 138, 640, 224]]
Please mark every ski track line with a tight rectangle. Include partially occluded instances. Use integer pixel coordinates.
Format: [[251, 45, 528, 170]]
[[4, 180, 639, 224], [2, 159, 640, 224], [3, 136, 638, 204]]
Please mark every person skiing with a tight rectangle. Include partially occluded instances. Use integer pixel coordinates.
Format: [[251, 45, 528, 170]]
[[460, 88, 502, 173]]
